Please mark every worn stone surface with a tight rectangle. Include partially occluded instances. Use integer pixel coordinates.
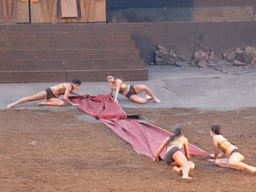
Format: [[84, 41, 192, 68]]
[[192, 6, 254, 22]]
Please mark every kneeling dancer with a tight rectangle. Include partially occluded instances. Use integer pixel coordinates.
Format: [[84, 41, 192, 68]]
[[154, 128, 195, 179], [210, 125, 256, 173]]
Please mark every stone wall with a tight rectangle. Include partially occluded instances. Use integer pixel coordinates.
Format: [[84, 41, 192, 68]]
[[103, 21, 256, 63], [106, 0, 256, 23]]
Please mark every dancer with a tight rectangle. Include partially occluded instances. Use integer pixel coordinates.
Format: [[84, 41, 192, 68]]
[[6, 78, 82, 109], [209, 125, 256, 173], [154, 128, 195, 179], [106, 73, 160, 104]]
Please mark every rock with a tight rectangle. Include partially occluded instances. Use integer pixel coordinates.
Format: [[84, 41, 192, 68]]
[[29, 141, 38, 145], [176, 61, 190, 67], [198, 60, 207, 68], [243, 46, 256, 65], [235, 48, 244, 61], [154, 45, 189, 65], [194, 51, 208, 62], [153, 45, 252, 75], [223, 50, 236, 62], [192, 49, 214, 68], [233, 60, 246, 66]]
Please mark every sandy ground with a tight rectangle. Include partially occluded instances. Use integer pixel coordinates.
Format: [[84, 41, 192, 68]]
[[1, 107, 256, 192]]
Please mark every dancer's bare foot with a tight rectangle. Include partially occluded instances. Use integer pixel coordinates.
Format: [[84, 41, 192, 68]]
[[154, 98, 161, 103], [182, 176, 192, 179], [6, 104, 14, 109], [37, 101, 46, 106], [248, 166, 256, 173], [145, 95, 152, 100], [173, 166, 181, 172]]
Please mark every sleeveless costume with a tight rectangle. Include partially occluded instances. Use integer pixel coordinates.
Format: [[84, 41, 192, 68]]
[[163, 137, 184, 165], [57, 84, 66, 95], [45, 88, 57, 100], [45, 84, 73, 100], [214, 135, 241, 156], [164, 147, 180, 165], [116, 79, 136, 99], [218, 139, 232, 153]]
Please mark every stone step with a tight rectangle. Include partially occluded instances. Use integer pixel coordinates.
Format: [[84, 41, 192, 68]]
[[0, 41, 136, 50], [67, 69, 148, 82], [0, 24, 131, 33], [0, 49, 140, 60], [0, 69, 148, 83], [0, 33, 132, 42], [0, 59, 145, 71], [0, 24, 147, 82]]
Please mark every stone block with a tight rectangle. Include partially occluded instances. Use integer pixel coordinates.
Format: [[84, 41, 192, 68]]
[[0, 71, 66, 83], [67, 69, 148, 82], [60, 0, 78, 18], [192, 6, 254, 22]]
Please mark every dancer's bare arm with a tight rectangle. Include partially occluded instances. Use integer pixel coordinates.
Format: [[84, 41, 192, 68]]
[[154, 137, 168, 162], [109, 87, 114, 98], [183, 139, 190, 161], [212, 137, 219, 161], [213, 145, 219, 161], [114, 79, 122, 103], [63, 85, 78, 106]]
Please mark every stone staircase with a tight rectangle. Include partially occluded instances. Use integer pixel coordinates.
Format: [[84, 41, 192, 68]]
[[0, 24, 148, 83]]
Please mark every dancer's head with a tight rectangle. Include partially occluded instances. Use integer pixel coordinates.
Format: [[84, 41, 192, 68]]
[[210, 125, 221, 135], [72, 78, 81, 89], [174, 127, 184, 137], [72, 78, 81, 85], [167, 127, 184, 145], [106, 73, 115, 83], [106, 72, 113, 77]]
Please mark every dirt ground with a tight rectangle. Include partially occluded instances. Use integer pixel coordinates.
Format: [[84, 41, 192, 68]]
[[1, 107, 256, 192]]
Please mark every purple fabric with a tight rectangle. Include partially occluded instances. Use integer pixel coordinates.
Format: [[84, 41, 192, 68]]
[[101, 119, 209, 159], [69, 94, 210, 159], [69, 94, 126, 120]]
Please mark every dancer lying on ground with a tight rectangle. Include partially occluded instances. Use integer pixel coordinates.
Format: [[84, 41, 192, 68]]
[[209, 125, 256, 173], [153, 128, 195, 179], [106, 73, 160, 104], [6, 78, 82, 109]]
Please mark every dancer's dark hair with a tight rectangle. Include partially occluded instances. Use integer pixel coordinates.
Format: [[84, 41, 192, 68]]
[[106, 72, 125, 82], [72, 78, 81, 85], [166, 128, 184, 146], [211, 125, 221, 135], [106, 72, 113, 77]]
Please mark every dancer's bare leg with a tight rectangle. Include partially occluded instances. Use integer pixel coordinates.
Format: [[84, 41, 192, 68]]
[[145, 95, 153, 100], [214, 154, 256, 173], [209, 153, 226, 158], [129, 95, 150, 104], [173, 161, 195, 173], [38, 98, 65, 107], [133, 85, 160, 103], [214, 158, 241, 170], [172, 151, 193, 179], [173, 166, 181, 172], [229, 153, 256, 173], [6, 91, 47, 109]]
